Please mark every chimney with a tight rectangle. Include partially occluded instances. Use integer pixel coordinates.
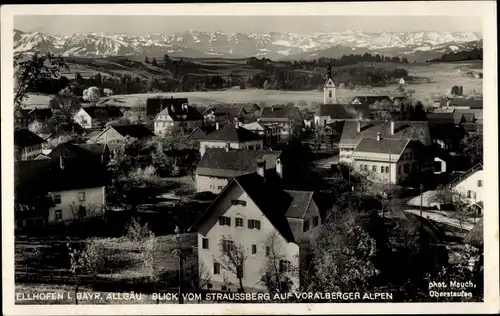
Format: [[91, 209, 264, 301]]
[[377, 132, 381, 142], [59, 155, 65, 170], [225, 142, 230, 152], [356, 120, 361, 133], [257, 160, 266, 180], [390, 120, 395, 135], [216, 122, 220, 130]]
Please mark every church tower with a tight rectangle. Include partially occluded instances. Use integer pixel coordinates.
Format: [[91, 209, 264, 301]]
[[324, 64, 336, 104]]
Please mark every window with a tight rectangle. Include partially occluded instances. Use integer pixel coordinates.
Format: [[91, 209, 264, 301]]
[[236, 266, 244, 279], [303, 220, 310, 232], [398, 165, 401, 174], [78, 192, 86, 202], [252, 244, 257, 254], [219, 216, 231, 226], [222, 240, 235, 252], [207, 283, 213, 289], [324, 119, 327, 125], [313, 216, 319, 227], [256, 144, 261, 150], [372, 165, 376, 172], [54, 210, 62, 221], [213, 262, 220, 275], [385, 166, 389, 173], [266, 246, 270, 256], [231, 200, 247, 207], [467, 190, 472, 198], [279, 260, 291, 273], [235, 217, 244, 227], [217, 186, 224, 190], [202, 238, 209, 249], [380, 166, 384, 173], [478, 180, 483, 187], [364, 165, 368, 172], [53, 194, 61, 204], [249, 145, 254, 150], [248, 219, 261, 230], [472, 192, 477, 201]]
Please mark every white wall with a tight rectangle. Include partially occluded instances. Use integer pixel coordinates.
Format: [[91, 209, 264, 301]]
[[154, 115, 202, 136], [196, 174, 230, 194], [48, 186, 106, 223], [199, 140, 263, 156], [197, 183, 300, 292], [74, 109, 92, 129], [453, 170, 483, 204]]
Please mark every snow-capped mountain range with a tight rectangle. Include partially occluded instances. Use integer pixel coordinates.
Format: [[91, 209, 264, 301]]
[[14, 29, 482, 61]]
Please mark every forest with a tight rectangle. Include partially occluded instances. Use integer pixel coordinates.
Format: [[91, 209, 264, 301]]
[[429, 48, 483, 62]]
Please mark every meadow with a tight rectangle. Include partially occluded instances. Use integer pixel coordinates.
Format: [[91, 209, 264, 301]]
[[23, 61, 482, 108]]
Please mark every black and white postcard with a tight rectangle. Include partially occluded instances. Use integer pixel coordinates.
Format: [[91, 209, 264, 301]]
[[1, 2, 498, 315]]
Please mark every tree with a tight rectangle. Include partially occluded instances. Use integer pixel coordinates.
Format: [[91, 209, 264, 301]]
[[261, 231, 297, 294], [141, 234, 161, 304], [311, 210, 380, 293], [18, 247, 42, 277], [103, 88, 113, 97], [50, 88, 81, 121], [14, 51, 68, 111], [28, 120, 45, 136], [451, 85, 463, 96], [145, 56, 150, 64], [152, 58, 158, 67], [126, 217, 154, 242], [163, 54, 170, 69], [460, 130, 483, 166], [186, 261, 211, 295], [79, 238, 106, 289], [430, 185, 474, 234], [82, 86, 100, 105], [219, 236, 247, 292]]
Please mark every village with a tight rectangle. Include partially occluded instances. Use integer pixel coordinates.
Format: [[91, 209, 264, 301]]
[[13, 55, 484, 303]]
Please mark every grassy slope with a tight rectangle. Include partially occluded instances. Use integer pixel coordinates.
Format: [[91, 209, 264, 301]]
[[24, 60, 482, 107]]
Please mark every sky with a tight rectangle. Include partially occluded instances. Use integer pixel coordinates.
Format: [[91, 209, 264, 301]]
[[14, 15, 482, 36]]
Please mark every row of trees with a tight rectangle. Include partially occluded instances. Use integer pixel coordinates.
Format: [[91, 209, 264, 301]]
[[430, 48, 483, 62]]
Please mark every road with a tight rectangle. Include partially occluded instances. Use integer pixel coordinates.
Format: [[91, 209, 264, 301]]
[[404, 209, 475, 232]]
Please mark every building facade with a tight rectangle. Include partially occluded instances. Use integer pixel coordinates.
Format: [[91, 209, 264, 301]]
[[153, 103, 203, 136], [450, 164, 483, 205], [48, 186, 106, 223], [14, 129, 45, 161]]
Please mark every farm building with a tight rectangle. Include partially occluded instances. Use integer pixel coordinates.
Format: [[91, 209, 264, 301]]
[[73, 106, 123, 129], [153, 103, 203, 136]]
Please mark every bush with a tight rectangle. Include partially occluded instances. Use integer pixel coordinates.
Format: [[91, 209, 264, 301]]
[[125, 217, 153, 242]]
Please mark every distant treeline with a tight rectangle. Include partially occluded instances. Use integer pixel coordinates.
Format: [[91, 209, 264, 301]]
[[430, 48, 483, 62]]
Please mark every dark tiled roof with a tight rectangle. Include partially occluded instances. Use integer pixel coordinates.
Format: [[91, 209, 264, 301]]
[[188, 126, 216, 140], [314, 103, 370, 119], [200, 125, 262, 142], [456, 112, 475, 123], [48, 142, 108, 163], [449, 99, 482, 109], [17, 108, 53, 121], [427, 112, 455, 123], [353, 138, 410, 155], [196, 148, 281, 178], [340, 120, 431, 146], [146, 97, 189, 117], [351, 96, 393, 105], [15, 158, 108, 195], [448, 163, 483, 187], [260, 106, 303, 121], [284, 190, 314, 219], [81, 106, 123, 120], [155, 103, 203, 121], [14, 129, 46, 147], [109, 124, 155, 139]]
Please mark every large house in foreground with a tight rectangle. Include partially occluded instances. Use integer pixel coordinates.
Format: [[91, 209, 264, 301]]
[[190, 170, 322, 292]]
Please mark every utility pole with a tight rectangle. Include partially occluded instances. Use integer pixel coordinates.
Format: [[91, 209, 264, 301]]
[[174, 225, 184, 304], [419, 184, 424, 218]]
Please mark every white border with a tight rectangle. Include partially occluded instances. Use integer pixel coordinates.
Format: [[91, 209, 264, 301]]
[[2, 2, 498, 315]]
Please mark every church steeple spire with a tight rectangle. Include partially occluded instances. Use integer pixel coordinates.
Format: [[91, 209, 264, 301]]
[[324, 63, 336, 104]]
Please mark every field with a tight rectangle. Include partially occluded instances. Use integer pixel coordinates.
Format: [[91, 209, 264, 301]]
[[22, 61, 482, 108]]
